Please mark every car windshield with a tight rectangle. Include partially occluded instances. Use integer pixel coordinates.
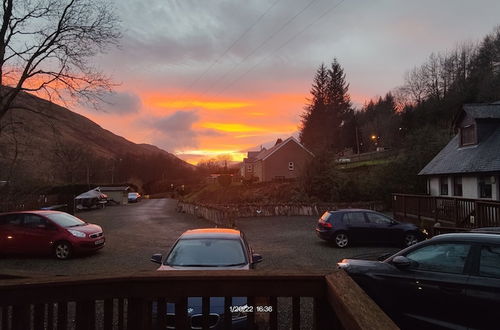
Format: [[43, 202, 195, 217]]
[[165, 238, 247, 267], [45, 213, 86, 228]]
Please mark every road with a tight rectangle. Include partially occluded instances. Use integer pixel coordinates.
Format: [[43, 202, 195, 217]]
[[0, 198, 399, 276]]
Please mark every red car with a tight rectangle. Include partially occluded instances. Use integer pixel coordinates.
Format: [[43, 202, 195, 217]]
[[0, 210, 105, 259]]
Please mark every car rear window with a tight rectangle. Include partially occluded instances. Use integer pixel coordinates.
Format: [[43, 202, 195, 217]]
[[165, 238, 247, 267], [320, 212, 340, 224]]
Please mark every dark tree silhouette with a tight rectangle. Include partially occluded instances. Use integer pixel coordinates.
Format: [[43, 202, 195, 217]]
[[0, 0, 121, 123]]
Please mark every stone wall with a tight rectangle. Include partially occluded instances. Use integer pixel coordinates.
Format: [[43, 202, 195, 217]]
[[176, 201, 385, 227]]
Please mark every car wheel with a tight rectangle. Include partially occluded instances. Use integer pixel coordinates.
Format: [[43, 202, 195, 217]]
[[403, 233, 418, 247], [334, 232, 349, 248], [54, 241, 72, 260]]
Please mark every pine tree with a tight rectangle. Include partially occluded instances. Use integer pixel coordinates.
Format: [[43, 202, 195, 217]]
[[299, 63, 329, 153], [300, 59, 353, 154]]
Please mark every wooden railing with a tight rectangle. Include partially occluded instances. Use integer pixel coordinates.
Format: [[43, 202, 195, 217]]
[[392, 193, 500, 231], [0, 270, 397, 330]]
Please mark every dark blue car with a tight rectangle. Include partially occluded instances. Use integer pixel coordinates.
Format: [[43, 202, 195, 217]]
[[316, 209, 427, 248]]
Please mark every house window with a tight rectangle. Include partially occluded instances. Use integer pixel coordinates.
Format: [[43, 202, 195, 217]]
[[460, 125, 476, 146], [453, 177, 463, 197], [479, 176, 493, 199], [288, 162, 294, 171], [247, 165, 252, 172], [440, 177, 449, 196]]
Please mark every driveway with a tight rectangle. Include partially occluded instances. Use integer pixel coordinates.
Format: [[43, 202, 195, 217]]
[[0, 198, 399, 276]]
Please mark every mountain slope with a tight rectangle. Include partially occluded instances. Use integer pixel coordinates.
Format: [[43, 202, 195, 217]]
[[0, 90, 194, 188]]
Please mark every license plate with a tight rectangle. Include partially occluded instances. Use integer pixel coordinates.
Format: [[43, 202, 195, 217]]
[[94, 239, 104, 245]]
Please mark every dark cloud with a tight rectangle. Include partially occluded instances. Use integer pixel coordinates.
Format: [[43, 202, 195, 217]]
[[98, 91, 142, 114], [143, 110, 224, 151], [103, 0, 500, 99]]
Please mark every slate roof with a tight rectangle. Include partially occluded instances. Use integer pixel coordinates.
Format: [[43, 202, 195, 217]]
[[419, 121, 500, 176], [463, 103, 500, 120], [254, 137, 313, 161]]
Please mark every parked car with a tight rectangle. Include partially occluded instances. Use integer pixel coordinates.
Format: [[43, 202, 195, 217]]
[[150, 228, 263, 329], [0, 210, 105, 260], [316, 209, 427, 248], [128, 192, 141, 203], [338, 233, 500, 329], [470, 226, 500, 234]]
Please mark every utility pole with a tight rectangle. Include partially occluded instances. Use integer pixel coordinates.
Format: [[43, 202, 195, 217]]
[[355, 126, 360, 154]]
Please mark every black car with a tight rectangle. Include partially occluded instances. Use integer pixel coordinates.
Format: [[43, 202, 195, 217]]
[[316, 209, 427, 248], [338, 233, 500, 329]]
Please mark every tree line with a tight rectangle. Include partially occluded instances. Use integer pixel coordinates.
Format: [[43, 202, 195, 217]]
[[299, 26, 500, 203]]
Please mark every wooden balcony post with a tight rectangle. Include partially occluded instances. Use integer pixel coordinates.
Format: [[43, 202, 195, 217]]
[[128, 298, 148, 330], [34, 304, 44, 328], [313, 296, 335, 330], [156, 298, 167, 330], [175, 297, 189, 330], [202, 296, 210, 330], [417, 197, 421, 224], [223, 296, 232, 330], [104, 299, 114, 330], [454, 198, 459, 227], [57, 301, 68, 330], [12, 305, 30, 330], [434, 197, 438, 223], [292, 297, 300, 330], [403, 195, 407, 219], [76, 300, 95, 330], [269, 296, 278, 330]]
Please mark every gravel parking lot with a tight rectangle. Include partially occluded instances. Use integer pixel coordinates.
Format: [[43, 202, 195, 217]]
[[1, 198, 403, 329], [0, 198, 400, 276]]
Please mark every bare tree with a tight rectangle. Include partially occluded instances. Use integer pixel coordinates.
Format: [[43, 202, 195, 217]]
[[0, 0, 121, 122]]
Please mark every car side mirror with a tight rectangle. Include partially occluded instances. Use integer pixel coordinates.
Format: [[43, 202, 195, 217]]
[[252, 254, 263, 264], [392, 256, 412, 269], [150, 253, 162, 264]]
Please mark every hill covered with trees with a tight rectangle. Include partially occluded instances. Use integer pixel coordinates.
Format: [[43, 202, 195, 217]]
[[299, 26, 500, 203]]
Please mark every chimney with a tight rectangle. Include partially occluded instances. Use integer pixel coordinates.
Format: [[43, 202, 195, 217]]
[[274, 138, 283, 146]]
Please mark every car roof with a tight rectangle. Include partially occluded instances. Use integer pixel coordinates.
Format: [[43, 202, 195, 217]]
[[0, 210, 62, 216], [470, 227, 500, 233], [181, 228, 242, 239], [330, 208, 378, 213], [431, 232, 500, 244]]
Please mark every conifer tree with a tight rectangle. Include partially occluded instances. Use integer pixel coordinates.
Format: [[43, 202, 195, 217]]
[[300, 59, 353, 154]]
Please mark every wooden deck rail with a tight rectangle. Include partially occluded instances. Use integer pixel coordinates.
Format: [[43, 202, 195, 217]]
[[392, 193, 500, 230], [0, 270, 397, 330]]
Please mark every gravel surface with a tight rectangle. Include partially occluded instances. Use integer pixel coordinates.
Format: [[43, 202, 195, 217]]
[[0, 198, 399, 276], [0, 198, 401, 329]]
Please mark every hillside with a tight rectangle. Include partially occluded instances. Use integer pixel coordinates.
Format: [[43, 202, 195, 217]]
[[0, 90, 195, 190]]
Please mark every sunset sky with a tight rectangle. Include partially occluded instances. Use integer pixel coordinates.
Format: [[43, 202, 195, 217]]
[[75, 0, 500, 164]]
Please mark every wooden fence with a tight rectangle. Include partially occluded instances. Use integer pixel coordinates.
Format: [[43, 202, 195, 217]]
[[0, 270, 397, 330], [392, 193, 500, 231]]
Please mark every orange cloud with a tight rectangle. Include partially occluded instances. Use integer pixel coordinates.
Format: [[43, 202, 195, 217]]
[[145, 95, 252, 110], [200, 122, 267, 133]]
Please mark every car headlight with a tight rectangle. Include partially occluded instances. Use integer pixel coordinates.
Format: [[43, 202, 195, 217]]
[[337, 259, 350, 269], [68, 229, 86, 238]]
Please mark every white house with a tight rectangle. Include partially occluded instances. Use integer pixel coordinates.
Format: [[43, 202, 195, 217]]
[[419, 102, 500, 201]]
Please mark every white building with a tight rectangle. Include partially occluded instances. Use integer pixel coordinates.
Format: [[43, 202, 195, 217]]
[[419, 102, 500, 201]]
